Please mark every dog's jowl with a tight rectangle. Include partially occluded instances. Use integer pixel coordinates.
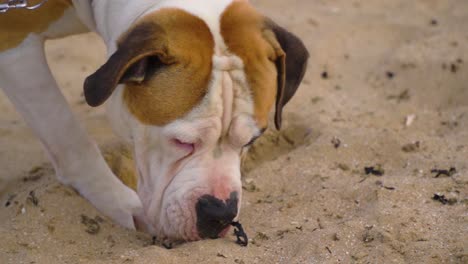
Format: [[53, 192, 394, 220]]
[[0, 0, 308, 243]]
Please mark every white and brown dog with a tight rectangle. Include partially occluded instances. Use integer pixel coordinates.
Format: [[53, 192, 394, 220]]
[[0, 0, 308, 243]]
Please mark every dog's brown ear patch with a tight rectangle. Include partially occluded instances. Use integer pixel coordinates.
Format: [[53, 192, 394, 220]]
[[265, 19, 309, 129], [122, 9, 214, 125], [83, 22, 170, 107], [220, 1, 309, 129], [220, 2, 279, 128], [84, 9, 214, 125]]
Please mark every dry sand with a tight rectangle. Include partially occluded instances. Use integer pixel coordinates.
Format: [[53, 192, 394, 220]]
[[1, 0, 467, 263]]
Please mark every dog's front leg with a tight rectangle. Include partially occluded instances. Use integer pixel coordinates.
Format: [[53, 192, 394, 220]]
[[0, 35, 142, 229]]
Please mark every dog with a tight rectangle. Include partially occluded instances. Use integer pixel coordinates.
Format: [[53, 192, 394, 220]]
[[0, 0, 308, 243]]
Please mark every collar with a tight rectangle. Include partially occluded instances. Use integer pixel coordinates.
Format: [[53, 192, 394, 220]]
[[0, 0, 48, 13]]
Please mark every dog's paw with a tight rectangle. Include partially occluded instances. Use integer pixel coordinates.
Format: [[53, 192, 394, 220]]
[[105, 185, 143, 229], [60, 164, 143, 230]]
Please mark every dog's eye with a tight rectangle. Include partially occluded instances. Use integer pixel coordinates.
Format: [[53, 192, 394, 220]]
[[172, 138, 195, 153], [243, 135, 260, 148], [243, 128, 266, 148]]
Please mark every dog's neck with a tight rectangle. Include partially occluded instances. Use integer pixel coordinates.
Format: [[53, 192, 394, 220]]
[[94, 1, 162, 48], [74, 0, 236, 54], [72, 0, 162, 52]]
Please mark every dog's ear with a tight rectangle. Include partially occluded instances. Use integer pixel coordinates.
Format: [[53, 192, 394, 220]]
[[264, 19, 309, 129], [84, 23, 172, 107]]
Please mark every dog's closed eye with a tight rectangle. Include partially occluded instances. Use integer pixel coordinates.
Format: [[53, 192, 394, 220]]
[[243, 128, 266, 147], [172, 138, 195, 154], [243, 135, 260, 147]]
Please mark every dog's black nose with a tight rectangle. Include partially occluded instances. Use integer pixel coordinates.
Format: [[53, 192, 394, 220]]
[[195, 192, 238, 239]]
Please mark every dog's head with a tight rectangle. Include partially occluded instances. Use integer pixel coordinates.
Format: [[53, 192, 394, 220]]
[[84, 1, 308, 242]]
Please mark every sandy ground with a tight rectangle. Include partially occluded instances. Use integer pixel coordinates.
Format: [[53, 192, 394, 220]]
[[1, 0, 468, 263]]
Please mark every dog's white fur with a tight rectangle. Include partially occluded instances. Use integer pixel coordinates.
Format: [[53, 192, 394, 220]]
[[0, 0, 263, 241]]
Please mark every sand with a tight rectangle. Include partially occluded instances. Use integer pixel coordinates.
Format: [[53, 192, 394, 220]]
[[1, 0, 467, 263]]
